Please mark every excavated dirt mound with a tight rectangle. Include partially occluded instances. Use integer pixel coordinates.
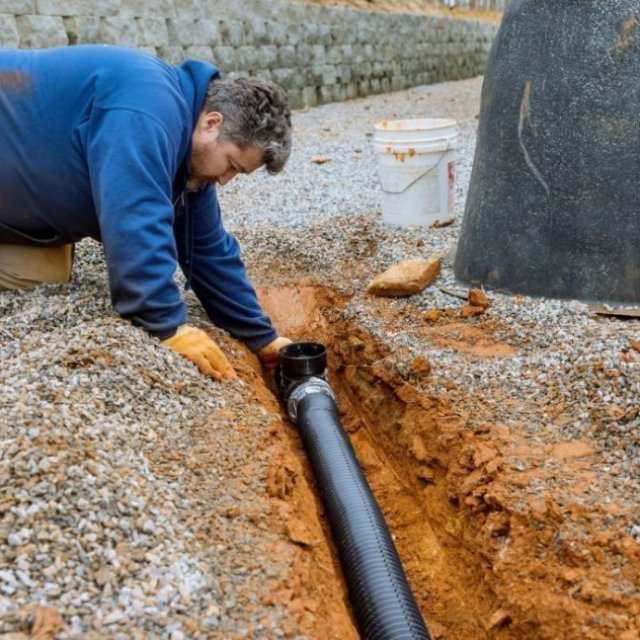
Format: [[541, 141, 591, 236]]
[[251, 283, 640, 640]]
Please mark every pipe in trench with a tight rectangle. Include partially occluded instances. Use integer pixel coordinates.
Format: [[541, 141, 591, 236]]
[[278, 342, 432, 640]]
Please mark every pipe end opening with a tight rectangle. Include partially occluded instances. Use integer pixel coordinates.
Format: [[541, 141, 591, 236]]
[[280, 341, 327, 379]]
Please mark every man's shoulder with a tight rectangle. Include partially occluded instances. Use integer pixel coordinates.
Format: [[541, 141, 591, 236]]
[[90, 46, 176, 90], [88, 47, 186, 121]]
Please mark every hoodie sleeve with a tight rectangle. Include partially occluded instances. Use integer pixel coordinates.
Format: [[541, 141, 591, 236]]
[[174, 186, 277, 351], [86, 107, 186, 337]]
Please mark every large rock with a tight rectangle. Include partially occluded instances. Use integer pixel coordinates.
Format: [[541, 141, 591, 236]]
[[455, 0, 640, 304], [367, 258, 441, 297]]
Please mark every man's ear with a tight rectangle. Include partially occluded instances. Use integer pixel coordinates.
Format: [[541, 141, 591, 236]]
[[202, 111, 224, 131]]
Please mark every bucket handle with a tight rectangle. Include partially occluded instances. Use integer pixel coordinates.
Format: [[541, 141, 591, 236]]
[[378, 158, 442, 195]]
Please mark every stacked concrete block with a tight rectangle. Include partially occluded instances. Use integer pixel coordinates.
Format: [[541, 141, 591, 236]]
[[16, 15, 68, 47], [0, 15, 21, 47], [0, 0, 497, 108], [64, 16, 101, 45]]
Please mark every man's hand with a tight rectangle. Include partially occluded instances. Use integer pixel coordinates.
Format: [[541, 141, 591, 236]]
[[163, 325, 237, 380], [257, 336, 292, 371]]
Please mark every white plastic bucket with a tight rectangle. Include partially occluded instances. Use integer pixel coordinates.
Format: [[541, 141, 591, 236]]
[[373, 118, 458, 227]]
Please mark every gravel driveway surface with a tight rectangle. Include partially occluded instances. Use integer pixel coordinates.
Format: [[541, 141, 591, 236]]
[[1, 75, 638, 639]]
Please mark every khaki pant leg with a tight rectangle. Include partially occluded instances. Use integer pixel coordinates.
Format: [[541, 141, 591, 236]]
[[0, 244, 74, 290]]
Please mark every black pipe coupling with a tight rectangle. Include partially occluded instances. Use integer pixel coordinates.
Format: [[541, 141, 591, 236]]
[[276, 341, 337, 424]]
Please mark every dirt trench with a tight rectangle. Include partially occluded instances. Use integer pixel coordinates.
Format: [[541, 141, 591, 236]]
[[249, 283, 640, 640]]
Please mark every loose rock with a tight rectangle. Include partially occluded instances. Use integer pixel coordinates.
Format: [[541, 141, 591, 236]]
[[367, 258, 442, 297]]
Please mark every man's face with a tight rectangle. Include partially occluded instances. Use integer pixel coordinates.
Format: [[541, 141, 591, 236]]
[[189, 111, 263, 190]]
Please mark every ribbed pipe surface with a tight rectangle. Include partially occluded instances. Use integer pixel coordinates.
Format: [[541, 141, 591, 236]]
[[296, 392, 431, 640]]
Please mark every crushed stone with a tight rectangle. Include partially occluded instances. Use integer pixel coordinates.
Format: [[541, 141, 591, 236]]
[[1, 73, 639, 640], [0, 244, 298, 637], [225, 76, 639, 542]]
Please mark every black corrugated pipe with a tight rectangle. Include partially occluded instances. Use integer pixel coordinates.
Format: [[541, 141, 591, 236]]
[[277, 342, 432, 640]]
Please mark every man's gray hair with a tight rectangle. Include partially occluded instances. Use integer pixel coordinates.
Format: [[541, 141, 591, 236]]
[[203, 76, 292, 174]]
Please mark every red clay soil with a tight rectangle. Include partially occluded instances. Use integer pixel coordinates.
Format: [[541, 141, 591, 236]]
[[247, 283, 640, 639]]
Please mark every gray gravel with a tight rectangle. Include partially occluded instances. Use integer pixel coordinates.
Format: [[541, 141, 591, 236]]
[[0, 245, 296, 637], [224, 79, 480, 292], [1, 73, 639, 640], [224, 76, 639, 538]]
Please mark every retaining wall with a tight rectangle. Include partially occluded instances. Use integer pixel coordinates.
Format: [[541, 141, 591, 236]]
[[0, 0, 496, 107]]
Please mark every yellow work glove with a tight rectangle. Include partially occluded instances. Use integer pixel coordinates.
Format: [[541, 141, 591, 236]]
[[257, 336, 292, 371], [162, 325, 237, 381]]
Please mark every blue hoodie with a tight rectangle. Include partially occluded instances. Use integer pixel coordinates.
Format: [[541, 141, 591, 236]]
[[0, 45, 277, 349]]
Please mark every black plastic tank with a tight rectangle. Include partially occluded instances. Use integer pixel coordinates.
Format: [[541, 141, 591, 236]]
[[455, 0, 640, 304]]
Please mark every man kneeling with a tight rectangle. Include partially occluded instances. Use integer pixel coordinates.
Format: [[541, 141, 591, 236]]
[[0, 45, 292, 379]]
